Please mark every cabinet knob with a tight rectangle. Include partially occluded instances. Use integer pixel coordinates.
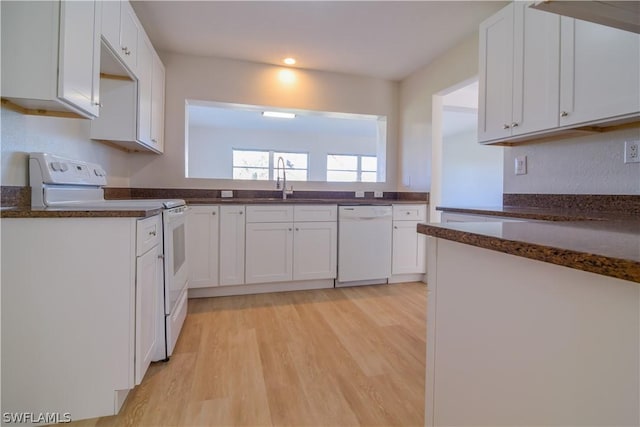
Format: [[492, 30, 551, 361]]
[[149, 230, 156, 236], [406, 212, 410, 215], [288, 228, 293, 231], [151, 138, 158, 143], [158, 254, 165, 259], [239, 211, 243, 215], [502, 124, 510, 130], [394, 226, 398, 229], [511, 122, 518, 128], [295, 227, 299, 231], [93, 102, 103, 107], [560, 111, 569, 117], [212, 212, 216, 215]]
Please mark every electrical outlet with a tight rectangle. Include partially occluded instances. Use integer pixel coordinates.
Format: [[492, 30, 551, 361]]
[[515, 156, 527, 175], [355, 191, 365, 198], [221, 190, 233, 198], [625, 140, 640, 164], [374, 191, 384, 198]]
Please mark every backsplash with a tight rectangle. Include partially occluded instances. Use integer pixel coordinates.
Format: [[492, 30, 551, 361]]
[[503, 193, 640, 215]]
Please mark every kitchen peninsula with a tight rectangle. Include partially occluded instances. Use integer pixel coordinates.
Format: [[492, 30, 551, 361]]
[[419, 203, 640, 426]]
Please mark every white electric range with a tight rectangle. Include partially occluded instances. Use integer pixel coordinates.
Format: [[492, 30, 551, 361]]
[[29, 152, 189, 361]]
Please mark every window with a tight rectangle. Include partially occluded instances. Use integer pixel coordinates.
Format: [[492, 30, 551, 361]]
[[326, 154, 377, 182], [232, 149, 308, 181]]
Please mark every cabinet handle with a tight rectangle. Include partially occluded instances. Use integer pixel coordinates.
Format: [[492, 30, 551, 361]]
[[511, 122, 518, 128], [560, 111, 569, 117], [502, 124, 510, 130]]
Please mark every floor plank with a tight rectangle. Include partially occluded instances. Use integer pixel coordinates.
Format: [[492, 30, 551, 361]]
[[69, 282, 427, 426]]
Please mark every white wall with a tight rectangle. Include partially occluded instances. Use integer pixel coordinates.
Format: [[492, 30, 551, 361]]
[[398, 33, 480, 192], [441, 113, 503, 206], [504, 128, 640, 194], [188, 126, 375, 181], [0, 106, 130, 187], [130, 52, 399, 190]]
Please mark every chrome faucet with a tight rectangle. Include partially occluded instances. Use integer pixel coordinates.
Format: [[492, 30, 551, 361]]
[[275, 156, 287, 199]]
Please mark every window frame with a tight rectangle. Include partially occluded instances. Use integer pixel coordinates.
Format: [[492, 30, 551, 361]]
[[232, 149, 309, 181], [326, 154, 377, 182]]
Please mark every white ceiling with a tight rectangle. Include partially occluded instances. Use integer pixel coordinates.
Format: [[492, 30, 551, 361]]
[[131, 1, 507, 81]]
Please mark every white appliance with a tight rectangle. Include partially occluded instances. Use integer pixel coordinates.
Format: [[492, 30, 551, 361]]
[[337, 205, 393, 286], [29, 152, 188, 361]]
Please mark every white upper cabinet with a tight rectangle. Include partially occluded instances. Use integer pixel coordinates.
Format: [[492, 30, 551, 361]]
[[479, 2, 560, 143], [478, 3, 514, 142], [511, 1, 560, 136], [90, 1, 165, 153], [150, 52, 166, 152], [1, 0, 101, 118], [559, 17, 640, 126], [479, 1, 639, 144]]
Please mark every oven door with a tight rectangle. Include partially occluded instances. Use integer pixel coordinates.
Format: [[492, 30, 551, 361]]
[[163, 206, 189, 315]]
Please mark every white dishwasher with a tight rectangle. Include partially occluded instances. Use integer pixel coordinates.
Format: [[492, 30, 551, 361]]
[[337, 205, 393, 286]]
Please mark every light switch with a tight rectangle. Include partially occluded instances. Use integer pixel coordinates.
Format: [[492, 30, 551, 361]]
[[515, 156, 527, 175]]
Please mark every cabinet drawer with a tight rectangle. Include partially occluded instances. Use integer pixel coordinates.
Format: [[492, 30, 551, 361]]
[[137, 215, 161, 256], [393, 204, 427, 221], [246, 205, 294, 223], [294, 205, 337, 222]]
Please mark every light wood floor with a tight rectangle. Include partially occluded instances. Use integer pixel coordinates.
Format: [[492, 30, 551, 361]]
[[72, 282, 427, 426]]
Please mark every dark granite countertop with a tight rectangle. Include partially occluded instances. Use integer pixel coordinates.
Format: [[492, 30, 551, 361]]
[[418, 219, 640, 283], [0, 206, 162, 219], [436, 205, 636, 221], [186, 198, 426, 205]]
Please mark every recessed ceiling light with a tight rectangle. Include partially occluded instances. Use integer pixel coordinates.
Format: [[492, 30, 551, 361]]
[[262, 111, 296, 119], [283, 57, 296, 65]]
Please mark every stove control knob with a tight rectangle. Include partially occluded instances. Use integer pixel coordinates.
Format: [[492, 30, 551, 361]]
[[50, 162, 61, 171], [94, 169, 100, 176], [59, 163, 68, 172]]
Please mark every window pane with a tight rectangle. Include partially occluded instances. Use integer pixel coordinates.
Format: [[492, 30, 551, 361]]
[[285, 169, 308, 181], [233, 167, 269, 180], [361, 172, 377, 182], [275, 152, 308, 170], [327, 155, 357, 171], [361, 156, 377, 172], [327, 170, 357, 182], [233, 150, 269, 168]]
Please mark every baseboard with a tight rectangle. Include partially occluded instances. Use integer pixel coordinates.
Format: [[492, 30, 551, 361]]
[[188, 279, 335, 298], [388, 273, 426, 284]]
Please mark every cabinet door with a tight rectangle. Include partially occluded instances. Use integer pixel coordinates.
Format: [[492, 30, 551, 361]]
[[100, 0, 121, 53], [219, 206, 246, 286], [150, 52, 165, 152], [560, 17, 640, 126], [392, 221, 426, 275], [137, 36, 153, 147], [135, 244, 160, 385], [119, 1, 138, 72], [245, 223, 293, 284], [478, 3, 514, 142], [511, 1, 560, 136], [293, 221, 337, 281], [187, 206, 219, 288], [58, 0, 101, 117]]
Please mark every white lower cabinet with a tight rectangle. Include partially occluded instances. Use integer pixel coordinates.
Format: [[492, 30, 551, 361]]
[[219, 205, 246, 286], [187, 206, 220, 288], [246, 222, 294, 284], [293, 221, 338, 281], [244, 205, 338, 285], [391, 204, 427, 275], [134, 228, 161, 385], [1, 214, 162, 421]]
